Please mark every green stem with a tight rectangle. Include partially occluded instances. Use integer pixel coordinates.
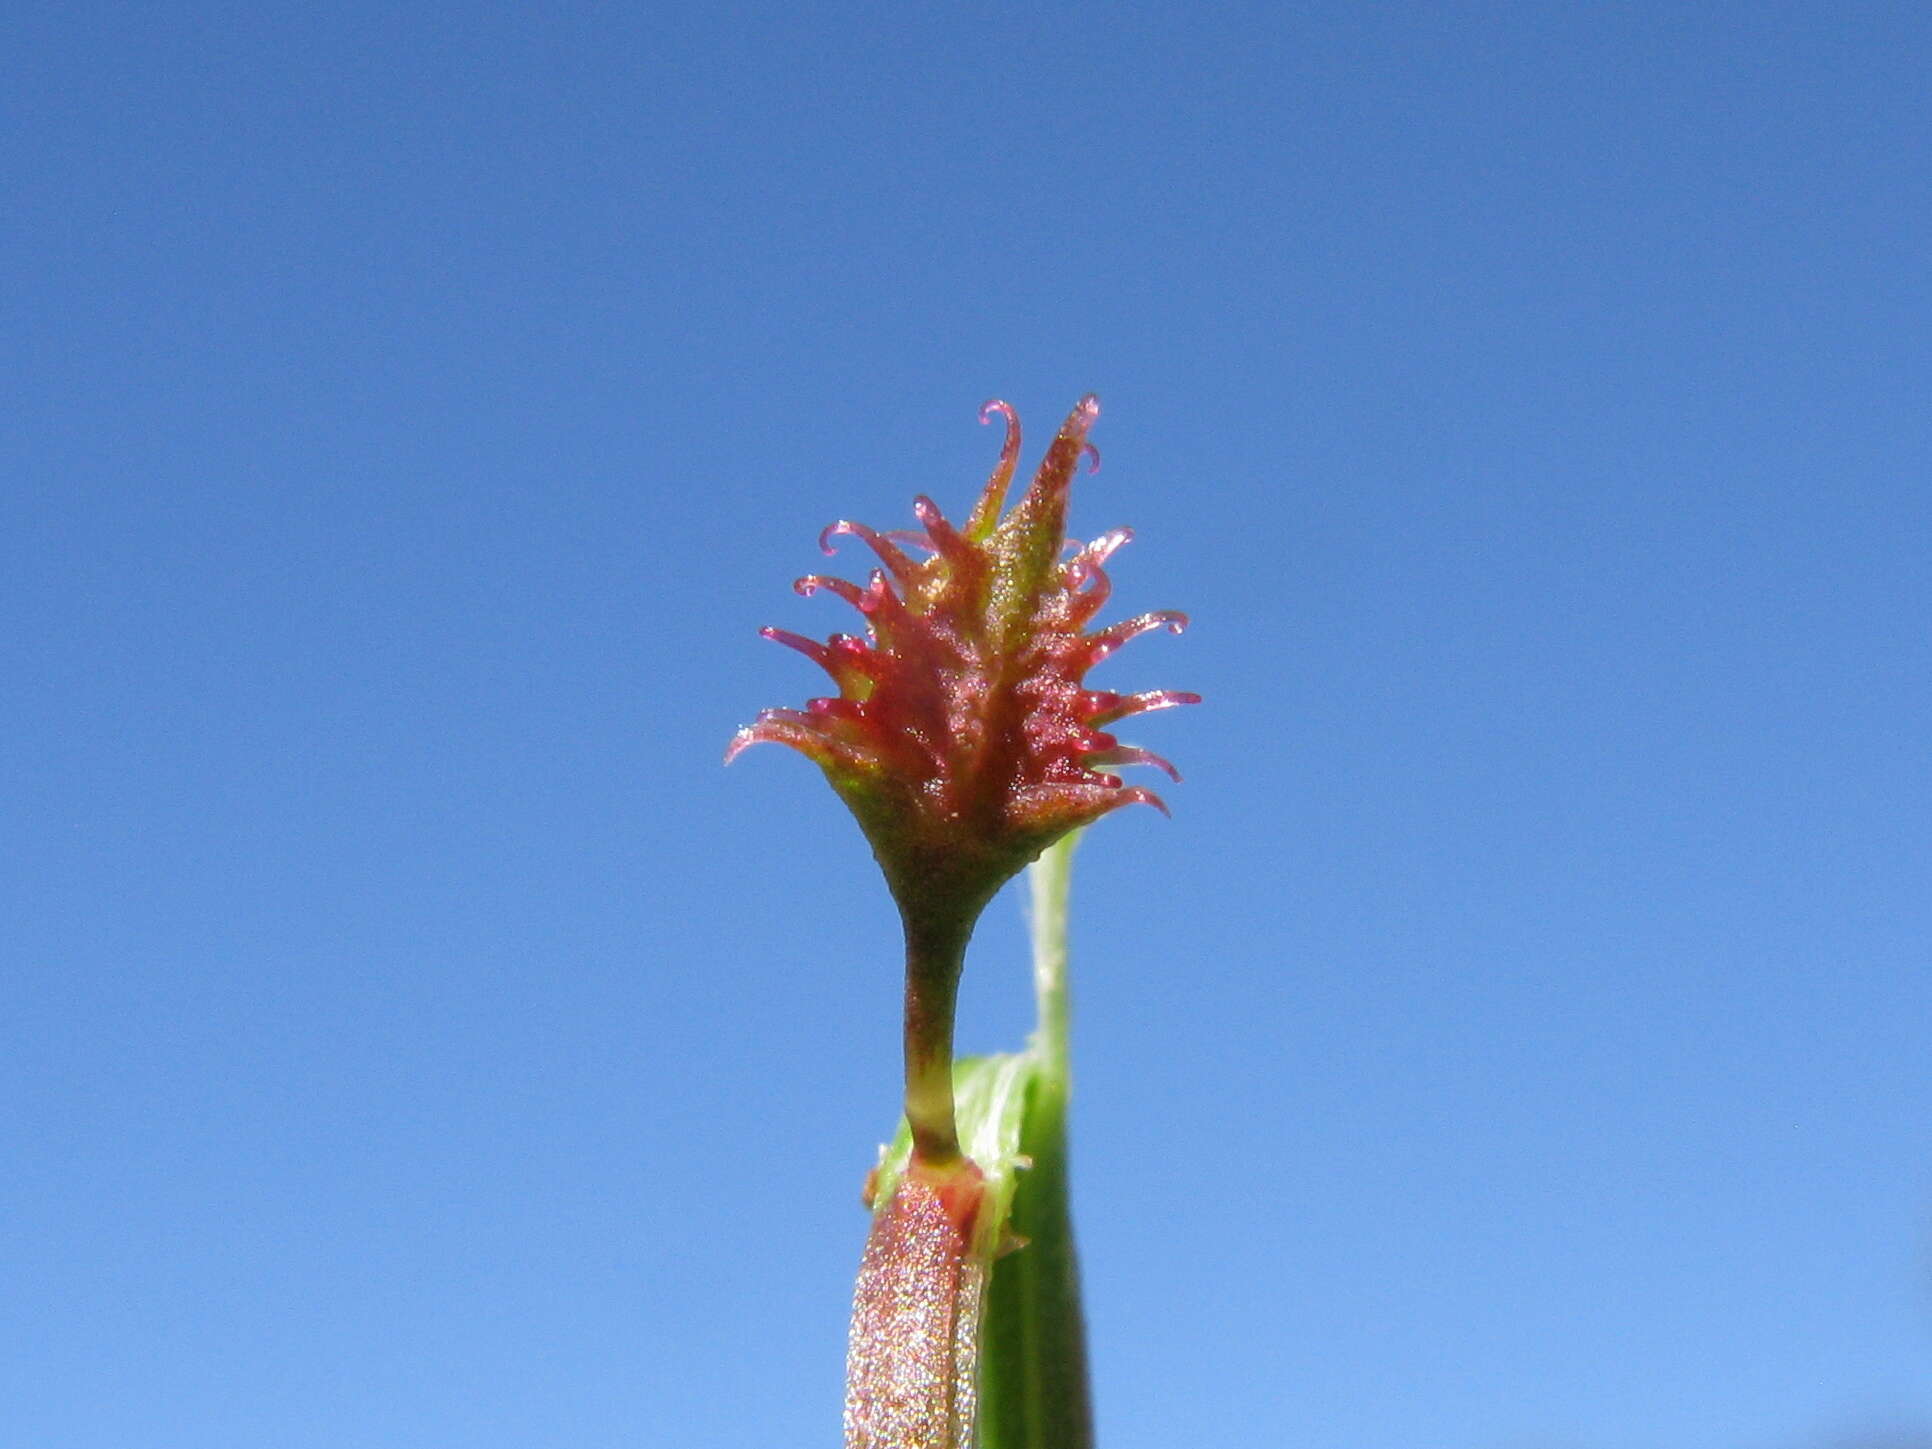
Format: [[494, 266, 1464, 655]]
[[902, 910, 973, 1165], [978, 830, 1095, 1449], [1028, 830, 1075, 1083]]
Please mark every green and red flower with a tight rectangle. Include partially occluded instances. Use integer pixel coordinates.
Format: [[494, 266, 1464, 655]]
[[733, 397, 1191, 1446], [728, 395, 1197, 928]]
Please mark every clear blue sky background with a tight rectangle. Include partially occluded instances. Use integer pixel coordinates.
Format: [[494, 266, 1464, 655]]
[[4, 4, 1928, 1447]]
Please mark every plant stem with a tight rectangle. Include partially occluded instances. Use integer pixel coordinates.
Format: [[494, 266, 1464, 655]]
[[978, 830, 1095, 1449], [1028, 831, 1075, 1082], [902, 909, 974, 1164]]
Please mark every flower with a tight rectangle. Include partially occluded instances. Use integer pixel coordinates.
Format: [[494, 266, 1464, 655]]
[[728, 395, 1197, 924]]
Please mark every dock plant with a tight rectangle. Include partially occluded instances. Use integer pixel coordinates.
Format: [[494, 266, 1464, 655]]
[[729, 396, 1195, 1447]]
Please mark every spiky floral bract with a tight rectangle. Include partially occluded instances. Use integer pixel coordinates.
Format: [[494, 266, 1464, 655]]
[[729, 399, 1189, 1448], [727, 394, 1196, 938], [729, 396, 1194, 1165]]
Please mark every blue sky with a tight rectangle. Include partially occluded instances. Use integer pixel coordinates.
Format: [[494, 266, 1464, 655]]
[[5, 4, 1929, 1446]]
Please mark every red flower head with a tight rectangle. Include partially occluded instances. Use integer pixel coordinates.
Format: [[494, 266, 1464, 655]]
[[728, 395, 1197, 928]]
